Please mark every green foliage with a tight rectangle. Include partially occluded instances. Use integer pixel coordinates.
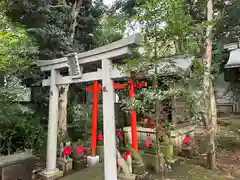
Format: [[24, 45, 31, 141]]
[[0, 14, 38, 72], [0, 90, 45, 154], [214, 0, 240, 43], [135, 0, 199, 55], [113, 0, 240, 77], [93, 14, 125, 46], [3, 0, 106, 60], [121, 70, 205, 124], [67, 88, 87, 141], [67, 87, 103, 145], [0, 12, 43, 154], [0, 0, 107, 153], [117, 0, 210, 135], [112, 0, 240, 127], [1, 0, 107, 112], [70, 103, 92, 142]]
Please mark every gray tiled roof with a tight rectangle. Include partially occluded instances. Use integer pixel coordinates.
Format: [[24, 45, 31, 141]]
[[149, 55, 194, 75], [225, 48, 240, 68]]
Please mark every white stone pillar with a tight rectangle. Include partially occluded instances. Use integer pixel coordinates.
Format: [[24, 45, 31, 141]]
[[46, 69, 59, 172], [101, 58, 117, 180]]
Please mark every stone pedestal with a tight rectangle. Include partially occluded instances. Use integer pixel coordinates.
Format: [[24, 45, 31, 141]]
[[119, 137, 125, 148], [57, 158, 73, 174], [159, 144, 173, 158], [87, 156, 99, 167], [181, 145, 198, 158], [39, 169, 63, 180], [169, 157, 181, 170], [132, 162, 148, 180], [0, 152, 35, 180], [135, 171, 148, 180], [153, 154, 164, 173], [132, 162, 145, 175], [143, 148, 155, 155], [97, 146, 104, 162], [73, 159, 87, 170], [118, 173, 136, 180]]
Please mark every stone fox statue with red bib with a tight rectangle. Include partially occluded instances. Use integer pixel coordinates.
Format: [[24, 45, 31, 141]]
[[116, 149, 132, 174]]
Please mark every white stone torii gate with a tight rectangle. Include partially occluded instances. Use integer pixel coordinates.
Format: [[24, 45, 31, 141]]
[[36, 33, 141, 180]]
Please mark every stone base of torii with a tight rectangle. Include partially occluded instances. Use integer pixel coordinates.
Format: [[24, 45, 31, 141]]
[[36, 34, 141, 180]]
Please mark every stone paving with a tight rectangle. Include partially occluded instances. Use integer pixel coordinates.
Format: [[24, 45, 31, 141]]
[[60, 164, 104, 180], [60, 163, 227, 180]]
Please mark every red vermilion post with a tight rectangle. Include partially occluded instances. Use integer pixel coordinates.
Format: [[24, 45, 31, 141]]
[[91, 80, 99, 156], [128, 78, 138, 151], [86, 80, 101, 156], [115, 79, 146, 151], [87, 81, 118, 156]]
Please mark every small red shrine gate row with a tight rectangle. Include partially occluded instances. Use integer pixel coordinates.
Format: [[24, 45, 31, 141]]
[[86, 78, 147, 156]]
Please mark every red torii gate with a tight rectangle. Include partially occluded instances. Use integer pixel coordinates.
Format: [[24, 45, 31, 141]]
[[86, 78, 147, 156]]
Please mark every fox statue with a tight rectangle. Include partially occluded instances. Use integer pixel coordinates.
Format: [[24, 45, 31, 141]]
[[125, 150, 132, 173], [116, 149, 132, 175]]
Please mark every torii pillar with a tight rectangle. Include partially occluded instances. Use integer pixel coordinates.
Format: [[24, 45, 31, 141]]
[[40, 69, 63, 178], [102, 58, 117, 180]]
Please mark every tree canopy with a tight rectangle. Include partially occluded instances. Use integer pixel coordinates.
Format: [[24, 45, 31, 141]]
[[0, 13, 37, 72]]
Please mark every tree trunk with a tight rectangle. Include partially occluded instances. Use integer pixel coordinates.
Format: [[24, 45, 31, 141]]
[[152, 69, 165, 173], [58, 85, 70, 139], [56, 0, 81, 141], [210, 83, 217, 130], [208, 80, 217, 169], [203, 0, 217, 170], [171, 82, 177, 126], [70, 0, 82, 43]]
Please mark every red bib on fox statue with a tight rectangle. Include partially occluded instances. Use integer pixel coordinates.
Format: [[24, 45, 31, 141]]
[[125, 151, 131, 159], [62, 146, 71, 155], [62, 145, 72, 161], [145, 138, 151, 148], [117, 129, 123, 137], [97, 133, 103, 141], [76, 145, 84, 153], [183, 135, 192, 145]]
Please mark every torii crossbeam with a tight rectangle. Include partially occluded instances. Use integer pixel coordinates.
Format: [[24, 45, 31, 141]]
[[36, 34, 141, 180]]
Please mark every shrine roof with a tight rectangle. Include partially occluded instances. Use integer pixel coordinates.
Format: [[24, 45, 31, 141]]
[[149, 54, 195, 75], [225, 48, 240, 69]]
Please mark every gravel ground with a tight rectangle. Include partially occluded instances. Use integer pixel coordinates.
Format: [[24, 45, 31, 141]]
[[59, 163, 227, 180]]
